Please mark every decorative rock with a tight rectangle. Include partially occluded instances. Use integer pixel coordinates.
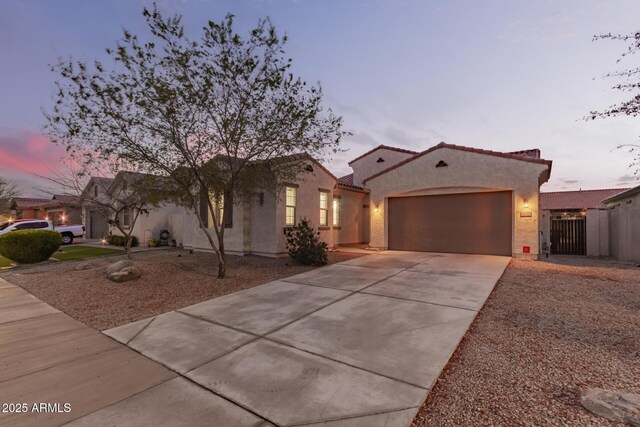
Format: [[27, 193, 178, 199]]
[[105, 260, 134, 275], [581, 388, 640, 426], [107, 266, 142, 283]]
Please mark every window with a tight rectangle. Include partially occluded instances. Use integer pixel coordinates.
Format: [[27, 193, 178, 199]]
[[207, 191, 233, 228], [121, 208, 131, 228], [333, 198, 340, 227], [94, 185, 98, 197], [319, 192, 328, 226], [15, 221, 48, 230], [218, 193, 224, 226], [285, 186, 296, 226]]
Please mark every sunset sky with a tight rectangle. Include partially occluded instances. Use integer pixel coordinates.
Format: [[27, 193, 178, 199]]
[[2, 0, 640, 196]]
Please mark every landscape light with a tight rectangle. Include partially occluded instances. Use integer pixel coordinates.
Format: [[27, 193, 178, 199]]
[[100, 238, 107, 245]]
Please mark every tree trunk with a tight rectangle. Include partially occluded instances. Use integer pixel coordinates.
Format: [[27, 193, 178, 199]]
[[189, 198, 226, 279], [216, 252, 226, 278], [125, 234, 133, 260], [216, 233, 226, 279]]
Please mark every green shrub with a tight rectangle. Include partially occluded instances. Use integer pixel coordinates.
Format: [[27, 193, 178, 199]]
[[0, 230, 62, 264], [283, 218, 328, 266], [108, 235, 138, 247]]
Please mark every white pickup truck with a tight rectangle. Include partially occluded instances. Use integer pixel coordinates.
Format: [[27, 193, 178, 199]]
[[0, 219, 85, 245]]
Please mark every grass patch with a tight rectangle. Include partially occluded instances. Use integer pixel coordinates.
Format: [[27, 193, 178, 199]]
[[0, 256, 14, 268], [50, 246, 124, 261], [0, 245, 123, 269]]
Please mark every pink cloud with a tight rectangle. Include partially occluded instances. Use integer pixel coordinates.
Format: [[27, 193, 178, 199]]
[[0, 129, 66, 176]]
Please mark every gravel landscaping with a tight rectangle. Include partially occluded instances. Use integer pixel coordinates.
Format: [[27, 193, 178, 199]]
[[0, 248, 364, 331], [412, 256, 640, 427]]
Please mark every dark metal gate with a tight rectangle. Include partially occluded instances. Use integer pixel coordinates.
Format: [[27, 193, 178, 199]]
[[550, 217, 586, 255]]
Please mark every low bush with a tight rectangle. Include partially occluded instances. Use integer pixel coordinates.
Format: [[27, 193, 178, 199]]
[[108, 235, 139, 247], [0, 230, 62, 264], [283, 218, 328, 266]]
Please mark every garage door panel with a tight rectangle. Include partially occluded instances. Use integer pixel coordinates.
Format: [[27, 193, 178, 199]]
[[388, 192, 512, 256]]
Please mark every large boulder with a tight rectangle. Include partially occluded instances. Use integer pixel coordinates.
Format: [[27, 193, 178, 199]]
[[581, 388, 640, 426], [107, 266, 142, 283], [105, 260, 134, 275]]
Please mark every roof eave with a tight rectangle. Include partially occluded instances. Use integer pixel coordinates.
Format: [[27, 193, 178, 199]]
[[602, 185, 640, 204], [347, 145, 418, 166], [335, 183, 369, 193], [363, 142, 552, 184]]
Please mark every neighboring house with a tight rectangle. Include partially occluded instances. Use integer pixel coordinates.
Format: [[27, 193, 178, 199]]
[[539, 188, 626, 257], [81, 177, 114, 239], [184, 142, 553, 259], [81, 173, 186, 245], [13, 195, 82, 225], [603, 184, 640, 263], [12, 197, 49, 220]]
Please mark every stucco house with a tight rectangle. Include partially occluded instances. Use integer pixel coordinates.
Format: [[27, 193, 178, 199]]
[[183, 142, 552, 259], [603, 184, 640, 263], [182, 154, 368, 257], [81, 173, 186, 245], [13, 195, 82, 225], [82, 177, 115, 239]]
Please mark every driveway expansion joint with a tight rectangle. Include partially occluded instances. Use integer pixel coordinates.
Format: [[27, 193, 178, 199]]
[[88, 251, 508, 426], [286, 406, 420, 427], [358, 290, 480, 312]]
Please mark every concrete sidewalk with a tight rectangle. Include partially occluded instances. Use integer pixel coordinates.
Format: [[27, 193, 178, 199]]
[[97, 251, 510, 426], [0, 278, 178, 427]]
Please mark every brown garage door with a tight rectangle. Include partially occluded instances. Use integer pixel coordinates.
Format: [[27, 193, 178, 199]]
[[388, 191, 512, 256]]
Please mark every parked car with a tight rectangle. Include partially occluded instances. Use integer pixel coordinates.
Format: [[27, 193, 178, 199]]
[[0, 220, 85, 245]]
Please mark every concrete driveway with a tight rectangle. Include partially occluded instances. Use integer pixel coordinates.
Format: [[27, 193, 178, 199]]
[[91, 251, 510, 427]]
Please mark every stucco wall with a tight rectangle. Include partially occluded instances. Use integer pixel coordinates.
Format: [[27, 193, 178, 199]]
[[112, 203, 186, 246], [183, 162, 338, 257], [540, 209, 609, 257], [540, 209, 551, 253], [182, 199, 249, 255], [333, 188, 368, 245], [586, 209, 609, 257], [608, 192, 640, 263], [249, 190, 278, 256], [350, 148, 415, 187], [274, 166, 337, 255], [365, 147, 549, 258]]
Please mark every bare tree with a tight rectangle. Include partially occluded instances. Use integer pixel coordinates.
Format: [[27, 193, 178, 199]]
[[0, 178, 20, 218], [588, 32, 640, 174], [41, 165, 156, 259], [46, 5, 346, 278]]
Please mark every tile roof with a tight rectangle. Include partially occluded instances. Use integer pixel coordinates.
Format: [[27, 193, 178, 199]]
[[92, 177, 115, 188], [363, 142, 552, 183], [13, 197, 50, 208], [52, 194, 80, 204], [337, 173, 354, 186], [336, 173, 367, 191], [348, 145, 418, 165], [541, 188, 629, 210]]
